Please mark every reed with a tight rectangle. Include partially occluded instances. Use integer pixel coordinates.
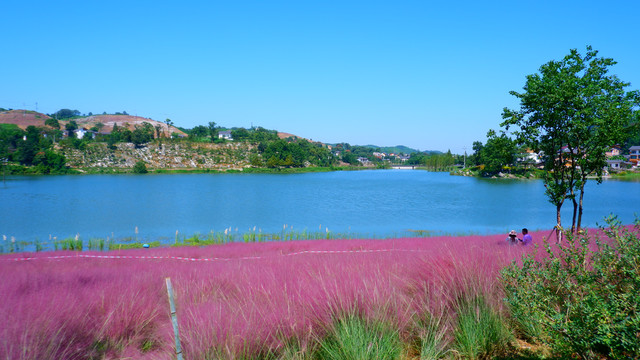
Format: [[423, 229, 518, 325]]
[[0, 231, 539, 359]]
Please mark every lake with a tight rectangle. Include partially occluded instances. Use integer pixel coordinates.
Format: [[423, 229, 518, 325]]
[[1, 170, 638, 244]]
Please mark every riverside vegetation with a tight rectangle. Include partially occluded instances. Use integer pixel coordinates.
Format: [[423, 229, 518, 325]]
[[1, 113, 454, 174], [1, 218, 638, 359]]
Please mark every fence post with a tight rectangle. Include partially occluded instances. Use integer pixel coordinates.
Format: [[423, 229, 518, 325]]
[[165, 277, 184, 360]]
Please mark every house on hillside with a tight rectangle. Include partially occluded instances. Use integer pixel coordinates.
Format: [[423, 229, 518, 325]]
[[630, 145, 640, 166], [606, 159, 625, 171], [218, 130, 233, 140], [517, 149, 542, 167], [357, 157, 371, 165], [605, 145, 621, 157], [73, 128, 95, 139]]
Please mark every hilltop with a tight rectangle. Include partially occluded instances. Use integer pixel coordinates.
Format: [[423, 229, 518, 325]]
[[0, 110, 186, 137], [0, 109, 52, 128]]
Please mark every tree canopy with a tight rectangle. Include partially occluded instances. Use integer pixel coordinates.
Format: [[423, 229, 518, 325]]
[[501, 46, 640, 238]]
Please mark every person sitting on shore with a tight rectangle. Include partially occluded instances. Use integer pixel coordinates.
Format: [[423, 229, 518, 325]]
[[506, 230, 520, 245], [521, 228, 533, 246]]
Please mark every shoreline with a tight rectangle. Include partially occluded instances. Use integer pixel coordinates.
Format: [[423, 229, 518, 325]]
[[0, 226, 611, 256]]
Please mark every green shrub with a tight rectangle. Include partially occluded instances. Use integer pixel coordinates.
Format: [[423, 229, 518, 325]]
[[316, 313, 403, 360], [132, 160, 148, 174], [453, 295, 511, 359], [501, 216, 640, 359]]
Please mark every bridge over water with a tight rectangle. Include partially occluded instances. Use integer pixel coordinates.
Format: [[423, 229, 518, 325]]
[[391, 165, 417, 170]]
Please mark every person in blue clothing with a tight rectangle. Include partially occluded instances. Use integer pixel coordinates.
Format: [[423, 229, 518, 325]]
[[521, 228, 533, 246]]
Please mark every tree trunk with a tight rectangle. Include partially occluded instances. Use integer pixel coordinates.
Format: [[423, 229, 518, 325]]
[[570, 193, 578, 234], [556, 203, 563, 243], [577, 183, 586, 233]]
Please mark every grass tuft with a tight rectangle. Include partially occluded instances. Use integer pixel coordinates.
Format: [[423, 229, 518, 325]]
[[453, 295, 512, 359], [316, 312, 403, 360]]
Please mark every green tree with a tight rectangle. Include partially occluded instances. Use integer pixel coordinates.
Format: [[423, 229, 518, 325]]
[[471, 141, 484, 166], [92, 122, 104, 133], [65, 120, 78, 133], [208, 121, 218, 142], [189, 125, 208, 139], [131, 122, 154, 147], [341, 151, 359, 165], [231, 128, 250, 141], [480, 130, 517, 174], [501, 46, 640, 239], [44, 118, 60, 129], [132, 160, 148, 174], [16, 126, 40, 165], [54, 109, 80, 119]]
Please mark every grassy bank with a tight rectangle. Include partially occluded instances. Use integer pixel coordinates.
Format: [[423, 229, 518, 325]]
[[609, 170, 640, 180]]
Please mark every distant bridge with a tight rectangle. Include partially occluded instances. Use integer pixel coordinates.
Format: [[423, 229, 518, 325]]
[[391, 165, 416, 170]]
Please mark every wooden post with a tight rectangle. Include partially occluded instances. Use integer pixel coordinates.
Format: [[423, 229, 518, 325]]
[[165, 278, 184, 360]]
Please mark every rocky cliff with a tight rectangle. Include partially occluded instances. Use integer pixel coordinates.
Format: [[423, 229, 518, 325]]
[[61, 141, 256, 171]]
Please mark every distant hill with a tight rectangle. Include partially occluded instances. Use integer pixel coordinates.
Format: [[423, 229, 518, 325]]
[[362, 145, 441, 154], [0, 110, 186, 137], [75, 114, 186, 137], [0, 110, 52, 128]]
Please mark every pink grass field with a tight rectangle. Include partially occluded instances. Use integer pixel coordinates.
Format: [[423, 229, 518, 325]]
[[0, 230, 556, 359]]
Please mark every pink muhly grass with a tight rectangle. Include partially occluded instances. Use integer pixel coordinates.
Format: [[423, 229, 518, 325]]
[[0, 232, 533, 359]]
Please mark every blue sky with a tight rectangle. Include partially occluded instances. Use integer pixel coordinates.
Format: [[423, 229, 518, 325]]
[[2, 1, 639, 153]]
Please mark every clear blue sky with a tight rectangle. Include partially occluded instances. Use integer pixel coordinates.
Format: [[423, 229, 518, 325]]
[[2, 1, 639, 153]]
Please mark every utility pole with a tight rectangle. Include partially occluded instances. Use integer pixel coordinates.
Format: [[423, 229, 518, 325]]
[[463, 146, 467, 168]]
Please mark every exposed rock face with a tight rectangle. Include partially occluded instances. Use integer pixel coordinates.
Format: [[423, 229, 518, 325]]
[[61, 142, 256, 171]]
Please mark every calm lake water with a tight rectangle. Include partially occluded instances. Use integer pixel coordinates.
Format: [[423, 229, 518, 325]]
[[1, 170, 638, 243]]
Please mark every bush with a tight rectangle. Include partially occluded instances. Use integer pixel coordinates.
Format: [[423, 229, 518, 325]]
[[501, 216, 640, 359], [132, 161, 148, 174]]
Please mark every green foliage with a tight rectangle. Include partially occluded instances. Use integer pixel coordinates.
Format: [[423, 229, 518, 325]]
[[65, 120, 78, 132], [259, 138, 336, 168], [44, 118, 60, 129], [0, 125, 70, 174], [188, 125, 209, 139], [60, 136, 87, 151], [131, 122, 154, 147], [208, 121, 218, 142], [0, 124, 24, 160], [501, 46, 640, 233], [132, 160, 148, 174], [108, 123, 132, 145], [408, 150, 459, 171], [317, 313, 403, 360], [54, 109, 80, 119], [453, 295, 512, 359], [480, 130, 518, 174], [501, 217, 640, 359]]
